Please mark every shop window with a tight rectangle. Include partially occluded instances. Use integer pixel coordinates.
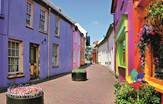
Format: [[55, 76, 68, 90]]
[[154, 43, 163, 79]]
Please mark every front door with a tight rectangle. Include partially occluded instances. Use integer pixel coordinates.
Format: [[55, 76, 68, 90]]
[[30, 43, 40, 80]]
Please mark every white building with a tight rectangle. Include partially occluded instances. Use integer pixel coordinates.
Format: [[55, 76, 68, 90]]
[[96, 24, 115, 72]]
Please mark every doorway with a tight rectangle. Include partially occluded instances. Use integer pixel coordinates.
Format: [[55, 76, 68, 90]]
[[29, 43, 40, 80]]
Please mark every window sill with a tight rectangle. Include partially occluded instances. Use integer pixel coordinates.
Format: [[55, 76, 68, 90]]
[[146, 77, 163, 93], [26, 25, 34, 30], [118, 65, 126, 69], [55, 35, 60, 38], [39, 30, 48, 35], [8, 73, 25, 79]]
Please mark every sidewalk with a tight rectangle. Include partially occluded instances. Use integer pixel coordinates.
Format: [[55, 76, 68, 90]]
[[0, 64, 116, 104]]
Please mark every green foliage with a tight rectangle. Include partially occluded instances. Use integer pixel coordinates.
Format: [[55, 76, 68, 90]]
[[72, 69, 86, 73], [147, 1, 163, 17], [114, 82, 161, 104]]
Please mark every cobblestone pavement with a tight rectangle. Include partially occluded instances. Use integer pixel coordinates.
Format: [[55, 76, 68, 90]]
[[0, 64, 116, 104]]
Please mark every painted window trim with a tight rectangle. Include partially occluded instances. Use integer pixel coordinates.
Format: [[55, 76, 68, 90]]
[[8, 40, 24, 76], [39, 5, 48, 34], [26, 0, 34, 28], [55, 15, 60, 37], [144, 44, 163, 93]]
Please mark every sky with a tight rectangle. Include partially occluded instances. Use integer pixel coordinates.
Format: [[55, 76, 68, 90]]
[[51, 0, 113, 44]]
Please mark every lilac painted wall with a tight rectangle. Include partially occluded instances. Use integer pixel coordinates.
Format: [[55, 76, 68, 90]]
[[73, 29, 81, 69], [0, 0, 73, 87]]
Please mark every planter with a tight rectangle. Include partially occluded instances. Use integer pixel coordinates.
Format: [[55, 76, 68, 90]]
[[72, 70, 87, 81], [6, 86, 44, 104]]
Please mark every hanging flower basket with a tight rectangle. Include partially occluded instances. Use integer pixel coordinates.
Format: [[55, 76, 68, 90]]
[[137, 25, 161, 69], [6, 86, 44, 104], [146, 1, 163, 35]]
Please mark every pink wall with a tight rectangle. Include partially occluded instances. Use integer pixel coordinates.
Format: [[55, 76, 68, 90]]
[[127, 0, 135, 75], [113, 0, 135, 75], [73, 29, 81, 69]]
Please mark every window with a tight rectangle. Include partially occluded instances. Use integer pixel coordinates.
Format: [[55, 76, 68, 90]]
[[8, 40, 23, 74], [26, 0, 33, 27], [55, 15, 60, 36], [52, 44, 59, 67], [122, 40, 126, 65], [39, 7, 48, 33], [154, 43, 163, 79]]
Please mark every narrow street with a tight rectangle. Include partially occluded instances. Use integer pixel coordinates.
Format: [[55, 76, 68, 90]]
[[0, 64, 116, 104]]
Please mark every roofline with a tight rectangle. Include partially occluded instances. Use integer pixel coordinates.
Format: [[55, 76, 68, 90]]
[[96, 24, 114, 47], [42, 0, 74, 25]]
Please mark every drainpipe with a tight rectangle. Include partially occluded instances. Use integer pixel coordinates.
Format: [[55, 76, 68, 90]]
[[47, 8, 51, 78]]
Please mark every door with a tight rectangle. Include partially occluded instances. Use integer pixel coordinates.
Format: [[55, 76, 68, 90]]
[[30, 43, 40, 80]]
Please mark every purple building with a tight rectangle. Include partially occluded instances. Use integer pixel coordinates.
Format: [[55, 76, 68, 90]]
[[0, 0, 75, 88]]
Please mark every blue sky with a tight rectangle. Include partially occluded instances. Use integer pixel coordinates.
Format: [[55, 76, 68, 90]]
[[51, 0, 113, 44]]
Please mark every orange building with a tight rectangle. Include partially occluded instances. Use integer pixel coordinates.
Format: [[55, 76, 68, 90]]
[[133, 0, 163, 102]]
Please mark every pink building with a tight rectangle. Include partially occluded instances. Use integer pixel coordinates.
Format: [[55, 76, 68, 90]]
[[73, 26, 81, 69]]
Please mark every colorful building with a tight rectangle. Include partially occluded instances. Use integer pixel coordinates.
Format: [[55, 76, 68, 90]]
[[75, 23, 87, 66], [111, 0, 163, 102], [133, 0, 163, 102], [0, 0, 85, 88], [72, 25, 81, 69], [111, 0, 135, 82], [92, 41, 99, 64], [72, 23, 87, 69]]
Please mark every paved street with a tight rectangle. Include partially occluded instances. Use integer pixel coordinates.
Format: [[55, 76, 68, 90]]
[[0, 64, 116, 104]]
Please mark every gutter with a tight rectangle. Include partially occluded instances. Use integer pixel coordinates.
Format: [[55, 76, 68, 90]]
[[47, 8, 51, 78]]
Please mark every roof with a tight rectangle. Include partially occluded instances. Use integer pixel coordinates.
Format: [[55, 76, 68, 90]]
[[42, 0, 74, 25], [75, 23, 87, 37], [111, 0, 117, 13], [96, 24, 114, 47]]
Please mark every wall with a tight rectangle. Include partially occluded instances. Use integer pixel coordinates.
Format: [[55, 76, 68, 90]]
[[97, 42, 109, 66], [0, 0, 73, 87], [108, 30, 115, 72], [73, 29, 81, 69]]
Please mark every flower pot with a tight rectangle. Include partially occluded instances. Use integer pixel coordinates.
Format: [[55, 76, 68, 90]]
[[6, 86, 44, 104], [72, 71, 87, 81]]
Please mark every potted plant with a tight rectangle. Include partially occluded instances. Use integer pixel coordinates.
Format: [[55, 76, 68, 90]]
[[114, 82, 161, 104], [6, 85, 44, 104], [72, 69, 87, 81]]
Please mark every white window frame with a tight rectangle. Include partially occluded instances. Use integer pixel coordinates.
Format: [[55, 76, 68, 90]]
[[52, 44, 59, 67], [26, 0, 34, 27], [39, 6, 48, 33], [8, 40, 20, 74], [55, 15, 60, 36]]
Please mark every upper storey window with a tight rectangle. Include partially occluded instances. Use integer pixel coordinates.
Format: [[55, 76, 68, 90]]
[[26, 0, 34, 27], [39, 6, 48, 33]]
